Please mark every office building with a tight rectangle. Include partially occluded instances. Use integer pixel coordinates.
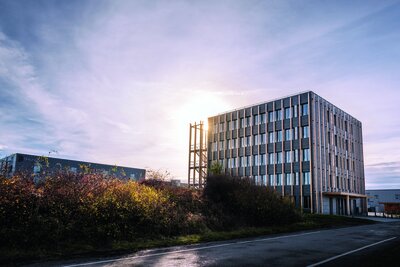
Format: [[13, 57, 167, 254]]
[[207, 91, 366, 215]]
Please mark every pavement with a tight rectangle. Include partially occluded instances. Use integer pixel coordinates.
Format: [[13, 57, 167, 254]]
[[27, 222, 400, 267]]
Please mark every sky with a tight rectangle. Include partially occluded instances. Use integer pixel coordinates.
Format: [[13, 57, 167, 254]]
[[0, 0, 399, 189]]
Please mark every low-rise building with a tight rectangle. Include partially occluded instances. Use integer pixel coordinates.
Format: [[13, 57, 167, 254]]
[[366, 189, 400, 213], [0, 153, 145, 180]]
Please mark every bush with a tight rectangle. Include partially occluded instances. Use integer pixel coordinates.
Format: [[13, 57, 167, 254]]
[[203, 175, 301, 229]]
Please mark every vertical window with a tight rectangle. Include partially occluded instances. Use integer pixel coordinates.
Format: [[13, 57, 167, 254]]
[[261, 154, 266, 165], [285, 107, 291, 119], [246, 136, 251, 147], [303, 172, 311, 185], [214, 123, 218, 134], [240, 137, 245, 147], [303, 148, 310, 161], [269, 174, 275, 186], [302, 126, 309, 138], [285, 129, 291, 141], [285, 173, 292, 185], [294, 172, 299, 185], [269, 153, 275, 164], [276, 109, 282, 121], [254, 115, 259, 125], [294, 150, 299, 162], [277, 174, 282, 186], [240, 118, 245, 128], [277, 130, 283, 142], [239, 157, 244, 167], [285, 151, 291, 163], [254, 155, 259, 166], [293, 127, 298, 139], [269, 111, 275, 122], [219, 141, 224, 150], [277, 152, 283, 164], [269, 132, 275, 143], [246, 156, 251, 167], [261, 133, 266, 144], [262, 175, 267, 186], [219, 122, 224, 132], [246, 117, 251, 127], [261, 113, 266, 124], [293, 105, 298, 117], [301, 103, 309, 116], [254, 135, 259, 145]]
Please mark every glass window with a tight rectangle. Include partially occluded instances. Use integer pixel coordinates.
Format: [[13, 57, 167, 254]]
[[254, 115, 259, 125], [277, 174, 282, 186], [269, 174, 275, 186], [285, 107, 291, 119], [33, 165, 41, 174], [240, 118, 245, 128], [285, 151, 291, 163], [302, 126, 309, 138], [262, 175, 267, 186], [294, 172, 299, 185], [261, 154, 266, 165], [294, 150, 299, 162], [253, 155, 259, 166], [293, 127, 298, 139], [261, 133, 266, 144], [246, 117, 251, 127], [303, 148, 310, 161], [261, 113, 266, 124], [240, 157, 244, 167], [276, 109, 282, 121], [277, 130, 283, 142], [285, 129, 291, 141], [246, 136, 251, 147], [269, 132, 275, 143], [246, 155, 251, 167], [240, 137, 245, 147], [219, 141, 224, 150], [269, 153, 275, 164], [277, 152, 283, 164], [219, 122, 224, 132], [269, 111, 275, 122], [285, 173, 292, 185], [254, 135, 259, 145], [303, 172, 311, 185], [293, 105, 298, 117], [302, 103, 309, 116]]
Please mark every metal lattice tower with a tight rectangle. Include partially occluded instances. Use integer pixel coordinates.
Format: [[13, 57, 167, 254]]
[[188, 121, 207, 188]]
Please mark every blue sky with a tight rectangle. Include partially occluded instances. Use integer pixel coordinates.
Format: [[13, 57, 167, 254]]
[[0, 0, 399, 189]]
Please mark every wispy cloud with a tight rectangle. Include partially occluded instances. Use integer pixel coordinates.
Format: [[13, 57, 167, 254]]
[[0, 1, 399, 186]]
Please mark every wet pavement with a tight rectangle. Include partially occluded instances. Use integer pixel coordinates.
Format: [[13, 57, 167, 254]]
[[29, 222, 400, 267]]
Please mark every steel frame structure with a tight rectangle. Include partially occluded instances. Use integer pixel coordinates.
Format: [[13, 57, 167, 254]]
[[188, 121, 207, 188]]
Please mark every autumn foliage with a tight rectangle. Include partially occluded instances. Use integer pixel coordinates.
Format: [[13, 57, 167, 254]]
[[0, 172, 300, 252]]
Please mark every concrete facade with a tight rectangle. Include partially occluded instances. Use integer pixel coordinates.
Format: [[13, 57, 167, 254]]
[[207, 91, 367, 215], [0, 153, 145, 180]]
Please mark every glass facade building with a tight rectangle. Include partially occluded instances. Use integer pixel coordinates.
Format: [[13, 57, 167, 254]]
[[207, 91, 367, 215]]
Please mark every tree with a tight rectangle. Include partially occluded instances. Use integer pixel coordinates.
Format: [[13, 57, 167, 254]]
[[209, 161, 223, 175], [145, 168, 173, 181]]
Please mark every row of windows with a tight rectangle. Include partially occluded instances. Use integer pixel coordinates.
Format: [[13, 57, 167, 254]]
[[225, 149, 310, 168], [252, 171, 311, 186], [214, 104, 309, 132], [212, 127, 310, 150]]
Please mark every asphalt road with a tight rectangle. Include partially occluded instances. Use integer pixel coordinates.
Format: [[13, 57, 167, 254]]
[[37, 222, 400, 267]]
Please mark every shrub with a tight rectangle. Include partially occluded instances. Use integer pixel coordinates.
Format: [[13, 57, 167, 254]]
[[203, 175, 301, 229]]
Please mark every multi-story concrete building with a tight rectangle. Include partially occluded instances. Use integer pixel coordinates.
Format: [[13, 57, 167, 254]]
[[0, 153, 146, 180], [207, 91, 367, 215]]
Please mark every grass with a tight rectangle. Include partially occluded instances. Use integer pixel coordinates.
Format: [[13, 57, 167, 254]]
[[0, 214, 376, 266]]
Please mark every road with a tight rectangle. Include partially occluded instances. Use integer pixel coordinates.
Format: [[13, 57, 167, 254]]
[[35, 222, 400, 267]]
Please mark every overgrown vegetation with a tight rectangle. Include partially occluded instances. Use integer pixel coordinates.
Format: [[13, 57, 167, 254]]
[[0, 173, 372, 264]]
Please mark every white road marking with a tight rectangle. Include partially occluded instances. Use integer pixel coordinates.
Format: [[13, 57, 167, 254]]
[[63, 231, 321, 267], [307, 236, 397, 267]]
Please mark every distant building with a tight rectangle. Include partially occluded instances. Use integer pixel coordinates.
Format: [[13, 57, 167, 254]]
[[366, 189, 400, 213], [0, 153, 145, 180], [207, 91, 367, 215]]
